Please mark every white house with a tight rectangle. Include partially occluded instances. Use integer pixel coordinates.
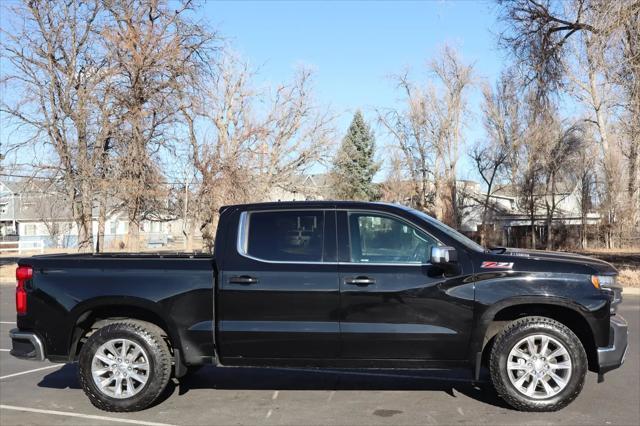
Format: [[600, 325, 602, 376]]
[[0, 180, 190, 250]]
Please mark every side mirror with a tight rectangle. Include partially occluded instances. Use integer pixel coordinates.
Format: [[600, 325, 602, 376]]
[[430, 246, 458, 265]]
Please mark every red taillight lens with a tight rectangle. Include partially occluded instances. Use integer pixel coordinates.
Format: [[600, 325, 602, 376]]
[[16, 266, 32, 281], [16, 266, 32, 315]]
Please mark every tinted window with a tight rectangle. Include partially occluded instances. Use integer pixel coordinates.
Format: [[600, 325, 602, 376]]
[[348, 213, 438, 264], [246, 211, 324, 262]]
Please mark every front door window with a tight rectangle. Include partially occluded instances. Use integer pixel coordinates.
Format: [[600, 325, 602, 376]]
[[348, 213, 438, 264]]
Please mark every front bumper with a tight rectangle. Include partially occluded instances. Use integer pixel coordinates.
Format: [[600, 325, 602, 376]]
[[597, 315, 628, 374], [9, 329, 45, 361]]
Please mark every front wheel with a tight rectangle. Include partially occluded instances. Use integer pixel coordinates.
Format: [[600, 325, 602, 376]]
[[78, 321, 172, 412], [490, 316, 587, 411]]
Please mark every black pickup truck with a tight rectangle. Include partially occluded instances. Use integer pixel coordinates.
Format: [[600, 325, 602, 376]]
[[10, 201, 627, 412]]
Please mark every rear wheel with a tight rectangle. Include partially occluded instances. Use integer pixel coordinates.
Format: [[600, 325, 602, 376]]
[[490, 316, 587, 411], [78, 321, 172, 412]]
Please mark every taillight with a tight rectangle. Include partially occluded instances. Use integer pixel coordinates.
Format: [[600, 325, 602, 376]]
[[16, 266, 32, 315]]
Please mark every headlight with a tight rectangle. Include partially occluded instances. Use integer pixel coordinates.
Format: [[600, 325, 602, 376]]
[[592, 275, 623, 314], [591, 275, 618, 288]]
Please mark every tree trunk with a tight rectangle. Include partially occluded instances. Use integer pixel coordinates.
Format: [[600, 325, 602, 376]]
[[202, 210, 221, 253], [580, 171, 590, 249], [96, 195, 107, 253], [480, 195, 490, 247], [545, 183, 556, 250], [128, 220, 141, 252], [187, 223, 196, 251], [629, 139, 639, 222], [545, 211, 552, 250], [183, 218, 196, 252], [449, 177, 458, 228], [76, 187, 94, 252], [530, 207, 536, 249], [581, 211, 588, 249], [434, 176, 452, 224]]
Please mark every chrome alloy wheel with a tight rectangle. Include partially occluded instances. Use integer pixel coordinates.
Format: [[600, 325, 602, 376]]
[[91, 338, 150, 399], [506, 334, 572, 399]]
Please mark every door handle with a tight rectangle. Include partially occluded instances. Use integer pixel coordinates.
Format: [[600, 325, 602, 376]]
[[344, 276, 376, 286], [229, 275, 259, 285]]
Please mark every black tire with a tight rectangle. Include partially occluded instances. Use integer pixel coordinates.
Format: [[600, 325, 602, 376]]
[[78, 321, 172, 412], [490, 316, 587, 412]]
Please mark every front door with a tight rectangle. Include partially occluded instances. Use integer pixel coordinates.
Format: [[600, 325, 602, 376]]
[[337, 210, 474, 360], [218, 208, 340, 360]]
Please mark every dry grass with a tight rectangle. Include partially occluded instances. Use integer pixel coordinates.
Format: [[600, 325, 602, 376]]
[[0, 264, 15, 282], [579, 247, 640, 254], [618, 268, 640, 288]]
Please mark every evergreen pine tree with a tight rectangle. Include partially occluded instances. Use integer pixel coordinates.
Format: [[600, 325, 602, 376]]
[[331, 111, 379, 200]]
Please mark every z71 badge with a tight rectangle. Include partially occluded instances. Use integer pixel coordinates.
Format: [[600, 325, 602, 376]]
[[481, 261, 514, 269]]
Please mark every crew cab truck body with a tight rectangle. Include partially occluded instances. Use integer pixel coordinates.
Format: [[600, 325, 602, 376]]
[[10, 201, 627, 412]]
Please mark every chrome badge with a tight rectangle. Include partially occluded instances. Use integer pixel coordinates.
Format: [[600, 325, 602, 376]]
[[481, 261, 514, 269]]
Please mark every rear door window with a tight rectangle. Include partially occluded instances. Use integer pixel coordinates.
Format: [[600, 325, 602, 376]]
[[245, 210, 325, 262]]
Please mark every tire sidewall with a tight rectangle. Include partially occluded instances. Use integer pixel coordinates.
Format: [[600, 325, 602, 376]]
[[78, 324, 167, 411], [493, 319, 587, 410]]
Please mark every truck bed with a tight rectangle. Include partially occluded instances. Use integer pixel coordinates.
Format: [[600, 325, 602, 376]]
[[17, 252, 216, 366]]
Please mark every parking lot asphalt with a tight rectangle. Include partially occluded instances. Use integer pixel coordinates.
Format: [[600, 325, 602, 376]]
[[0, 285, 638, 426]]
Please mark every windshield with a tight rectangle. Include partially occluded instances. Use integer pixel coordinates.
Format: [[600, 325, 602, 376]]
[[409, 208, 486, 252]]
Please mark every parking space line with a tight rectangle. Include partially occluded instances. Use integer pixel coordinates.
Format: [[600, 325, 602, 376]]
[[0, 349, 9, 352], [0, 365, 59, 380], [0, 321, 16, 324], [0, 405, 177, 426]]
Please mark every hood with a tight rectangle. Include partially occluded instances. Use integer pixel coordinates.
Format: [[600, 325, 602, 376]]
[[502, 248, 618, 275]]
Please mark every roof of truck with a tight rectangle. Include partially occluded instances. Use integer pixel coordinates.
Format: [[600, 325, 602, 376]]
[[220, 200, 413, 212]]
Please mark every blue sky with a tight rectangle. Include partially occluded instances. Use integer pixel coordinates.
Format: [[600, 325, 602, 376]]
[[204, 0, 509, 180], [1, 0, 510, 182]]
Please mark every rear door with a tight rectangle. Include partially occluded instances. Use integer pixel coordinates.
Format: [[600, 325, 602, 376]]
[[337, 210, 474, 360], [217, 208, 340, 360]]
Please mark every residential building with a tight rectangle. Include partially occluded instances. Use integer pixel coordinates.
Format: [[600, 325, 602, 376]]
[[0, 180, 188, 250], [1, 176, 600, 251]]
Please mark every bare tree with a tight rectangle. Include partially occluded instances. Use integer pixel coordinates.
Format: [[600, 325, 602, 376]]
[[618, 14, 640, 228], [572, 132, 598, 248], [378, 76, 434, 212], [541, 122, 583, 249], [472, 73, 523, 245], [565, 13, 628, 248], [470, 143, 506, 245], [1, 0, 116, 251], [180, 54, 334, 250], [379, 151, 414, 205], [101, 0, 215, 250], [498, 0, 640, 247], [379, 45, 473, 225], [516, 97, 551, 249]]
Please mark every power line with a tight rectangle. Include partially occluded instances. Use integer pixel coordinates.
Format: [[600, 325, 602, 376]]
[[0, 173, 53, 180], [0, 172, 202, 186]]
